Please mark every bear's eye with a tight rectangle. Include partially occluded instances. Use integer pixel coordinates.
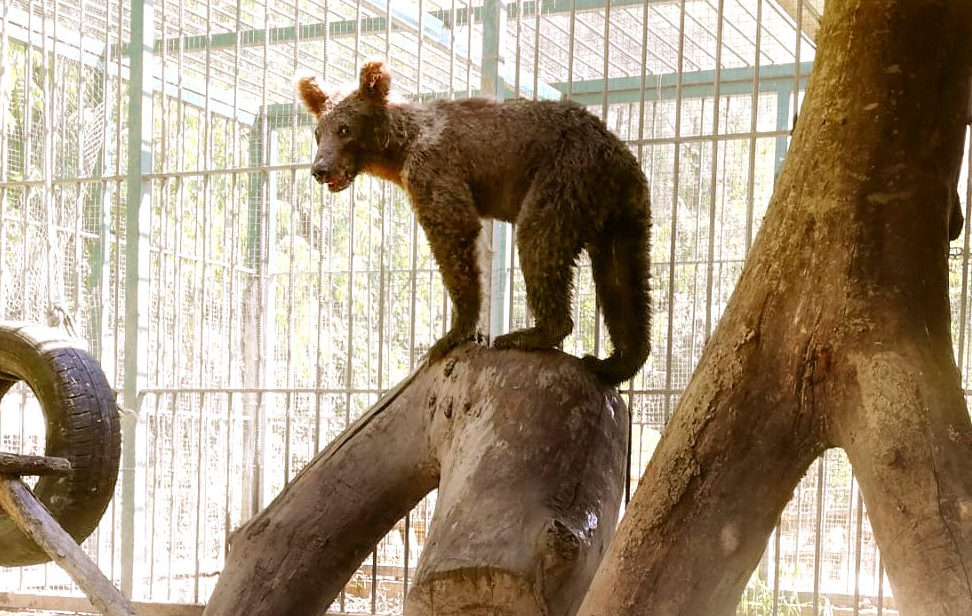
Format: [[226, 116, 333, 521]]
[[337, 125, 350, 137]]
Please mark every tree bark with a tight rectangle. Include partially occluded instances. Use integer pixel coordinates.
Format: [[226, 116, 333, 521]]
[[578, 1, 972, 615], [203, 345, 627, 616], [407, 348, 628, 616]]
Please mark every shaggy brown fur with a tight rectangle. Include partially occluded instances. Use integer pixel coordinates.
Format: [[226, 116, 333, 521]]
[[298, 62, 652, 385]]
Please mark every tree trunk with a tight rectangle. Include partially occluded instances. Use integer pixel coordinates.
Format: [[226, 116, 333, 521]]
[[203, 345, 627, 616], [578, 1, 972, 615]]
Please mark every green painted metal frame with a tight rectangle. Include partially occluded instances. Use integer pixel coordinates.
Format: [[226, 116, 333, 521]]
[[263, 62, 812, 132], [128, 0, 675, 55], [122, 0, 154, 598], [481, 0, 509, 340], [775, 85, 792, 178], [563, 61, 812, 106]]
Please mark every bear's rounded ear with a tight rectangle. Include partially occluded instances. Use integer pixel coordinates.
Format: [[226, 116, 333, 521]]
[[359, 61, 391, 101], [296, 75, 329, 119]]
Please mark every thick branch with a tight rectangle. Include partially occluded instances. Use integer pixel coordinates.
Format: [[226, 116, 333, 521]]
[[203, 367, 439, 616], [832, 344, 972, 614], [577, 290, 826, 614], [0, 478, 136, 616], [204, 345, 627, 616], [580, 0, 972, 614]]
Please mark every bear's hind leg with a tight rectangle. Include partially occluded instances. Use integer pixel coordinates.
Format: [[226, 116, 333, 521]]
[[492, 195, 581, 352]]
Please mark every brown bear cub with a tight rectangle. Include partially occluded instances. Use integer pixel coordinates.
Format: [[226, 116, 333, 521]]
[[298, 61, 651, 386]]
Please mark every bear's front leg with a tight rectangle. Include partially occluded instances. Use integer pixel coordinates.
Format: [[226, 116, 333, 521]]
[[415, 190, 484, 364]]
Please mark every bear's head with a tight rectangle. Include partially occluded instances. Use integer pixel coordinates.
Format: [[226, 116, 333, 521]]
[[297, 61, 392, 192]]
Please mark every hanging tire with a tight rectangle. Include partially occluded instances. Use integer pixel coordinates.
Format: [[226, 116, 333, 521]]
[[0, 321, 121, 566]]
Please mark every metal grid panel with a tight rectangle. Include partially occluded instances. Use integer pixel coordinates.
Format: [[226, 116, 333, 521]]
[[0, 0, 951, 614]]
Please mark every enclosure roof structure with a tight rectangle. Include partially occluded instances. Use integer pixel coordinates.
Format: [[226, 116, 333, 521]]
[[7, 0, 821, 124]]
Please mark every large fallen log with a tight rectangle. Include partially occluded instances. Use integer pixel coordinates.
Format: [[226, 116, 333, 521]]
[[203, 344, 628, 616]]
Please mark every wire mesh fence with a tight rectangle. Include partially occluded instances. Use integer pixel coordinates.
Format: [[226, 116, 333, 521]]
[[0, 0, 955, 613]]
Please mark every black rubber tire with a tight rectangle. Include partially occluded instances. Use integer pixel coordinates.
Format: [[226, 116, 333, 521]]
[[0, 321, 121, 566]]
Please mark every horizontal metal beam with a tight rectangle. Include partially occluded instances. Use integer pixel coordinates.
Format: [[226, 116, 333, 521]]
[[561, 61, 813, 106], [3, 5, 258, 123], [130, 0, 457, 56], [430, 0, 675, 27], [773, 0, 822, 40], [133, 0, 676, 56], [267, 61, 813, 130]]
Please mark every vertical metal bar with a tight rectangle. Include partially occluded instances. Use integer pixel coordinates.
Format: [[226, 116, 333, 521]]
[[745, 0, 764, 254], [167, 0, 187, 596], [251, 392, 264, 521], [481, 1, 504, 101], [284, 0, 302, 488], [377, 196, 390, 608], [792, 0, 804, 126], [774, 86, 791, 180], [370, 543, 378, 614], [147, 2, 168, 591], [405, 2, 429, 603], [253, 0, 273, 523], [110, 0, 124, 576], [313, 0, 331, 455], [23, 0, 32, 326], [590, 0, 612, 359], [91, 0, 113, 362], [812, 454, 826, 614], [482, 0, 505, 340], [339, 3, 364, 611], [42, 0, 56, 329], [148, 394, 162, 597], [123, 0, 155, 597], [345, 0, 361, 421], [877, 552, 885, 615], [224, 0, 245, 554], [624, 0, 652, 507], [375, 0, 389, 407], [466, 0, 473, 98], [704, 0, 725, 339], [193, 391, 206, 602], [532, 0, 540, 102], [344, 0, 361, 426], [224, 389, 237, 554], [72, 0, 86, 325], [193, 0, 215, 598], [566, 0, 576, 101], [166, 392, 179, 599], [772, 514, 782, 616], [513, 0, 521, 97], [0, 0, 9, 322], [600, 0, 610, 121], [955, 126, 972, 366], [663, 0, 687, 425], [853, 484, 864, 616]]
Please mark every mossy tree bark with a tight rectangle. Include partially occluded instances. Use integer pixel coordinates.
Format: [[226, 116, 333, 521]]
[[578, 1, 972, 614]]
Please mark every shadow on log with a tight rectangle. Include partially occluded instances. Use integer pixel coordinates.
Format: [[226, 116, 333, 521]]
[[203, 344, 628, 616]]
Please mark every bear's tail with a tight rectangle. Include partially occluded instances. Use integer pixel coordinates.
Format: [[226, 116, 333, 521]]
[[582, 189, 652, 386]]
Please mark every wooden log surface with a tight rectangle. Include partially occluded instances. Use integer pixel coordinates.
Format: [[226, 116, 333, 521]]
[[0, 452, 72, 477], [204, 344, 628, 616], [203, 361, 439, 616], [0, 477, 136, 616], [406, 346, 628, 616]]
